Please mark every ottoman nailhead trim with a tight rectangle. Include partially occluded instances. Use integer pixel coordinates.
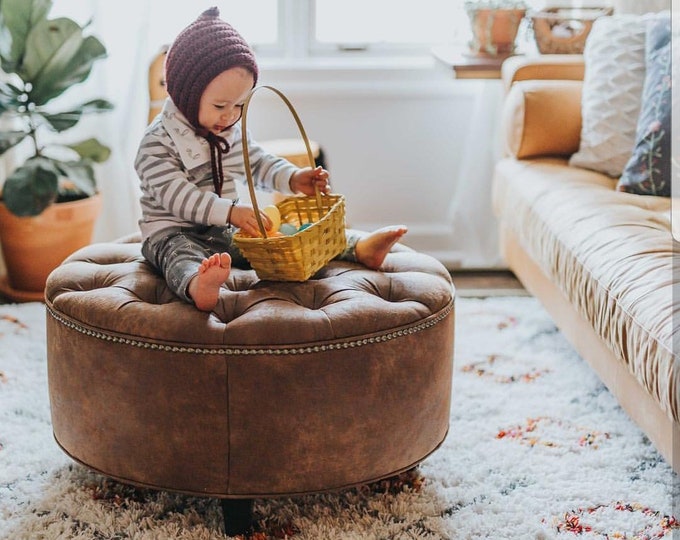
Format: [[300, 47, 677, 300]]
[[46, 302, 453, 356]]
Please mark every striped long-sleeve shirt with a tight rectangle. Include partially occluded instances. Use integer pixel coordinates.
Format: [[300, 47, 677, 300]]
[[135, 98, 297, 241]]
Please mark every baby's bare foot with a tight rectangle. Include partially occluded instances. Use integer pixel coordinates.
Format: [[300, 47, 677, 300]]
[[188, 253, 231, 311], [355, 225, 408, 270]]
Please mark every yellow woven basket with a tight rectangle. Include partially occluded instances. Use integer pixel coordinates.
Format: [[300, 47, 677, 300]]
[[233, 85, 347, 282]]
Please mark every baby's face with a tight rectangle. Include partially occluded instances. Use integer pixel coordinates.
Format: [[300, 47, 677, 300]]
[[198, 67, 255, 135]]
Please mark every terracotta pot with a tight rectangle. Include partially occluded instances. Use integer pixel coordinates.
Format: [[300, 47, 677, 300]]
[[466, 8, 527, 57], [0, 194, 102, 301]]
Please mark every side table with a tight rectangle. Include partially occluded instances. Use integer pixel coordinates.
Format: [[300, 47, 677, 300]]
[[431, 45, 513, 79]]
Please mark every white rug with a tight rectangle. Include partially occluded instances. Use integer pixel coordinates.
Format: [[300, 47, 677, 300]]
[[0, 298, 677, 539]]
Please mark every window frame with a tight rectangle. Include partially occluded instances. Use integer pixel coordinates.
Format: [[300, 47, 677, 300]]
[[252, 0, 473, 61]]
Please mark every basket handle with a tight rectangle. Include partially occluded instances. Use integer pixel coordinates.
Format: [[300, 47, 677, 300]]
[[241, 85, 322, 238]]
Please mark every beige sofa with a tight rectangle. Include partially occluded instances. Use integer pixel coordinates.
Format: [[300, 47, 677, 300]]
[[492, 55, 678, 473]]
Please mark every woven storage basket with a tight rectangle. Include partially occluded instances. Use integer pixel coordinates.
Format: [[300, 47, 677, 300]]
[[233, 85, 346, 282], [530, 7, 612, 54]]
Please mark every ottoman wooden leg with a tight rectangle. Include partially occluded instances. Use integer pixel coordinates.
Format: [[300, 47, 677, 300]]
[[221, 498, 254, 536]]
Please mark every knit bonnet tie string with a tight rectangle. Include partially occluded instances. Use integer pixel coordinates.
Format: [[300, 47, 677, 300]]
[[202, 131, 230, 196]]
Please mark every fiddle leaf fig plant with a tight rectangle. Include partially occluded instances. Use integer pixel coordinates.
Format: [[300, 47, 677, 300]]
[[0, 0, 113, 216]]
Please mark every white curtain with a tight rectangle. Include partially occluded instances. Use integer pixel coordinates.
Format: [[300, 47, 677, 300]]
[[449, 81, 505, 268]]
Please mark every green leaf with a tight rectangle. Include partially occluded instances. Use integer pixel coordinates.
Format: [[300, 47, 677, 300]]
[[39, 98, 114, 132], [1, 155, 58, 216], [0, 0, 51, 73], [53, 159, 96, 196], [21, 17, 82, 100], [23, 19, 107, 105], [0, 129, 28, 154], [0, 12, 13, 71], [0, 80, 23, 112], [54, 35, 107, 94], [66, 137, 110, 163]]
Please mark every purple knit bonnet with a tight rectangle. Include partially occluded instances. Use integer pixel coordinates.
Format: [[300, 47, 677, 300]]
[[164, 7, 259, 195], [165, 6, 259, 131]]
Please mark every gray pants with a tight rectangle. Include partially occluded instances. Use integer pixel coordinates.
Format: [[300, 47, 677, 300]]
[[142, 225, 359, 304]]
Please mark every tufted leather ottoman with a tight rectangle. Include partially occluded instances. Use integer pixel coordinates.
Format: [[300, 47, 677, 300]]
[[45, 234, 455, 532]]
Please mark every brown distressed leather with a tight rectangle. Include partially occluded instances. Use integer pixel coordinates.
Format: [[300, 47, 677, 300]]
[[45, 235, 455, 497]]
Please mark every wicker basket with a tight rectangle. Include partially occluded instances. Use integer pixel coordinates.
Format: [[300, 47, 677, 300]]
[[530, 7, 612, 54], [233, 85, 346, 282]]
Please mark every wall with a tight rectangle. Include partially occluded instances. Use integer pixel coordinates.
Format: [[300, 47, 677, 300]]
[[244, 60, 505, 269], [0, 59, 507, 281], [611, 0, 670, 13]]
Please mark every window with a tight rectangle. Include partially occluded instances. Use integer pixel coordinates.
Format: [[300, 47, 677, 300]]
[[242, 0, 549, 59], [312, 1, 467, 54], [260, 0, 469, 58], [219, 1, 279, 46], [224, 0, 474, 59], [54, 0, 554, 63]]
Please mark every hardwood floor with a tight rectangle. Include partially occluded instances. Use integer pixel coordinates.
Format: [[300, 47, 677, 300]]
[[450, 269, 528, 297]]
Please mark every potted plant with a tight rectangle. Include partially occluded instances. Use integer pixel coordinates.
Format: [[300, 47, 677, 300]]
[[464, 0, 528, 57], [0, 0, 113, 301]]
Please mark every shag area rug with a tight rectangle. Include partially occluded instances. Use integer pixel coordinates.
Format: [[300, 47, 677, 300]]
[[0, 298, 677, 540]]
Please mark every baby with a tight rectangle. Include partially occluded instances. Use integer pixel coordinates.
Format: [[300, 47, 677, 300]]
[[135, 7, 407, 311]]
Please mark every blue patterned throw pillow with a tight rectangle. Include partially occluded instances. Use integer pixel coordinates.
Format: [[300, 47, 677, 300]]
[[617, 13, 670, 197]]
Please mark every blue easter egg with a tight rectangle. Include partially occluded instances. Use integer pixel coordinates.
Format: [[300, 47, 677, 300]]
[[280, 223, 298, 236], [298, 222, 313, 231]]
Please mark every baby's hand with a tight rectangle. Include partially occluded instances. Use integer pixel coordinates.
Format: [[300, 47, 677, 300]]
[[290, 166, 331, 196], [230, 204, 272, 237]]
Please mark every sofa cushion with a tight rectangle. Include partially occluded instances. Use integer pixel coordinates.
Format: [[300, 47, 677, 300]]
[[617, 13, 671, 197], [493, 157, 678, 424], [502, 80, 582, 159], [568, 15, 647, 177]]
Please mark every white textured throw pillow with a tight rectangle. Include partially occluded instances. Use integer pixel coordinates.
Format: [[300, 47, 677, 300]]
[[569, 15, 648, 177]]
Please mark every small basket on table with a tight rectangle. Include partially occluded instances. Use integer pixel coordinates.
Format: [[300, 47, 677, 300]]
[[530, 7, 613, 54]]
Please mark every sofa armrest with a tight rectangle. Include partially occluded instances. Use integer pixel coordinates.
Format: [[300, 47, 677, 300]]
[[501, 54, 585, 92], [502, 79, 583, 159]]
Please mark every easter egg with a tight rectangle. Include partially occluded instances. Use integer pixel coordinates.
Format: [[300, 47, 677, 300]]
[[298, 222, 313, 232], [263, 205, 281, 232], [279, 223, 298, 236]]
